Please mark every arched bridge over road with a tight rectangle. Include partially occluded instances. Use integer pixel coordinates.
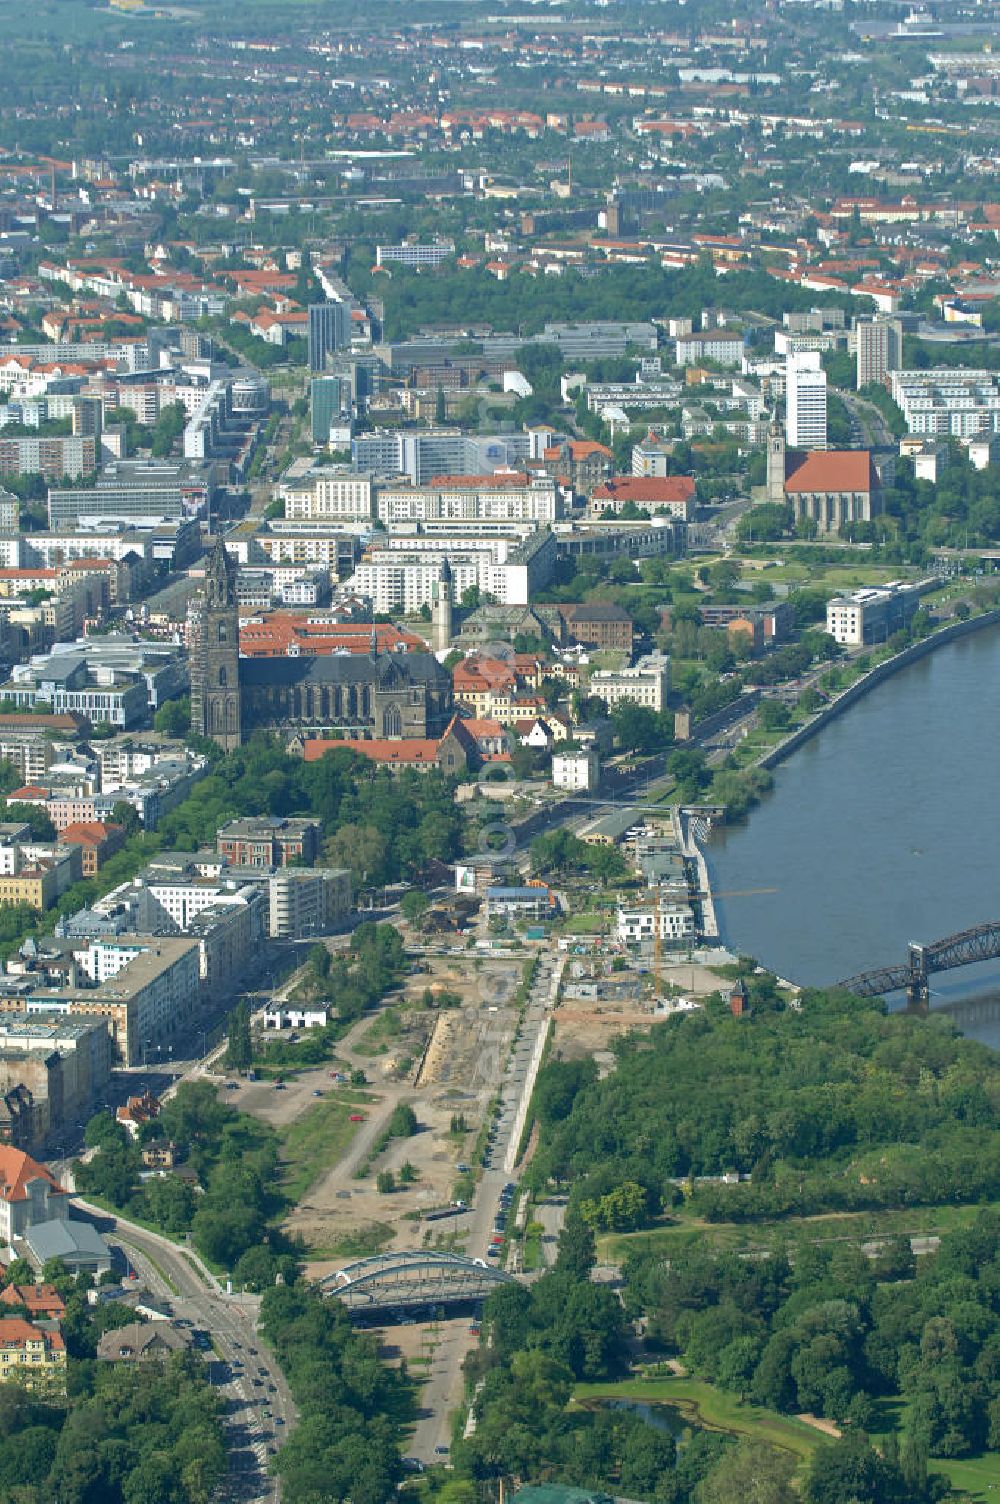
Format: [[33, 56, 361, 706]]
[[838, 919, 1000, 1005], [317, 1251, 516, 1316]]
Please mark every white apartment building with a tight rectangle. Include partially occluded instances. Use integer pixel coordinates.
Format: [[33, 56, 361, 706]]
[[254, 532, 352, 569], [375, 473, 560, 526], [616, 899, 696, 946], [890, 369, 1000, 438], [785, 351, 828, 450], [269, 868, 352, 940], [855, 318, 902, 390], [674, 332, 745, 368], [588, 653, 670, 714], [348, 531, 555, 613], [282, 472, 374, 522], [552, 749, 600, 793]]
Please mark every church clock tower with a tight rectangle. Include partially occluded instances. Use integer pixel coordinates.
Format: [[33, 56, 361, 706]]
[[191, 537, 242, 751]]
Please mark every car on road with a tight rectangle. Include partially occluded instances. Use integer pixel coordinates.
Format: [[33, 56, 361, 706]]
[[434, 1445, 449, 1455], [274, 1081, 285, 1091], [313, 1089, 323, 1097], [349, 1113, 365, 1123], [275, 1417, 285, 1426]]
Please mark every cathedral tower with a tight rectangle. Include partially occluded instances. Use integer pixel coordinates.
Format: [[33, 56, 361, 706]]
[[191, 537, 242, 751]]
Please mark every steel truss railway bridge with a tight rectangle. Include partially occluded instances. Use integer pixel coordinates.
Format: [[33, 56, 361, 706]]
[[317, 1251, 516, 1316], [838, 919, 1000, 1005]]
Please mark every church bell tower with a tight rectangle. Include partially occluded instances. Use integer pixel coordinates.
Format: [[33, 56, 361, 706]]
[[432, 558, 453, 653], [191, 537, 242, 751], [766, 418, 786, 506]]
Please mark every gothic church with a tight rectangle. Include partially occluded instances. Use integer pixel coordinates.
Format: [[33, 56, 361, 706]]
[[189, 539, 454, 749]]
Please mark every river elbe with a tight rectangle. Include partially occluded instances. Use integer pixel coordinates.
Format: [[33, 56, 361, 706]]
[[708, 624, 1000, 1048]]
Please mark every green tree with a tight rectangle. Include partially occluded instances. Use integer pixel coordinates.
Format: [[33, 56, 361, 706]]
[[153, 695, 191, 737], [698, 1440, 796, 1504], [555, 1211, 596, 1280], [806, 1431, 907, 1504], [399, 890, 430, 927], [224, 1001, 253, 1074]]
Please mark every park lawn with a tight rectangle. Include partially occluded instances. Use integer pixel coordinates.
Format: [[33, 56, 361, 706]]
[[597, 1200, 1000, 1264], [573, 1377, 822, 1465], [278, 1095, 373, 1203], [931, 1452, 1000, 1500]]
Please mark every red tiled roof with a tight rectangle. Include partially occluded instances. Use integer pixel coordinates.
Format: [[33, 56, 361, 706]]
[[0, 1147, 64, 1205], [60, 821, 120, 846], [784, 450, 874, 493], [428, 472, 530, 488], [592, 476, 695, 504], [0, 1284, 65, 1316]]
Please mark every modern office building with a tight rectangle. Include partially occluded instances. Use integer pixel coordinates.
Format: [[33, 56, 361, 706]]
[[825, 581, 922, 645], [785, 351, 828, 450], [375, 242, 455, 269], [352, 428, 533, 484], [46, 461, 201, 528], [308, 302, 351, 373], [310, 376, 347, 445]]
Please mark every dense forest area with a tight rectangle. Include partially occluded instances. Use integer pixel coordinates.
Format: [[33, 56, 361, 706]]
[[528, 987, 1000, 1224]]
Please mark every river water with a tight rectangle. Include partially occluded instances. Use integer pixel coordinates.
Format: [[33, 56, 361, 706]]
[[708, 624, 1000, 1049]]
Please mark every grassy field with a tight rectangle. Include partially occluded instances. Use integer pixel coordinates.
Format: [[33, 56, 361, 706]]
[[574, 1377, 823, 1463], [597, 1201, 1000, 1264], [306, 1221, 395, 1261], [278, 1094, 373, 1203]]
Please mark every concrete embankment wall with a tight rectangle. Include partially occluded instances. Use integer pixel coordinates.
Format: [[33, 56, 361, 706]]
[[759, 609, 1000, 772], [677, 807, 719, 939]]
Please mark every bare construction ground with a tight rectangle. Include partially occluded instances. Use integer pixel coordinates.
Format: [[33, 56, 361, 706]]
[[552, 954, 731, 1062], [266, 953, 525, 1267]]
